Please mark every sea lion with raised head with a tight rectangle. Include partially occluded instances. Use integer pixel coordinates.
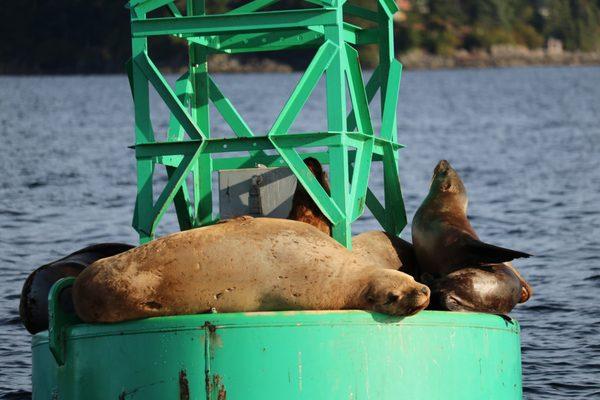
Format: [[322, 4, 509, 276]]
[[19, 243, 134, 333], [287, 157, 332, 235], [412, 160, 532, 313], [412, 160, 531, 276], [73, 217, 430, 323]]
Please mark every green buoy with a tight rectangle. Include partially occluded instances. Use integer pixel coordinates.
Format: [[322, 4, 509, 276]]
[[30, 0, 524, 398], [34, 301, 522, 399]]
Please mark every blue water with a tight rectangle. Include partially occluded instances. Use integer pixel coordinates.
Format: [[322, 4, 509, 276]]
[[1, 67, 599, 399]]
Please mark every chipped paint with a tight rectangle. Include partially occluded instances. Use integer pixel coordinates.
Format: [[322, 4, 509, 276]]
[[179, 370, 190, 400], [213, 375, 227, 400]]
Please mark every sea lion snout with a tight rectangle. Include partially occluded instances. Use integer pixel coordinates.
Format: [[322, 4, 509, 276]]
[[429, 159, 466, 195], [434, 159, 451, 174]]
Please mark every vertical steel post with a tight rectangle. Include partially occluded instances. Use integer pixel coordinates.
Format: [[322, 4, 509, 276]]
[[188, 0, 213, 226], [131, 9, 154, 244], [325, 8, 351, 248]]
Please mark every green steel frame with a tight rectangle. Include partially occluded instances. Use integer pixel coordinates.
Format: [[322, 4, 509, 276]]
[[127, 0, 407, 248]]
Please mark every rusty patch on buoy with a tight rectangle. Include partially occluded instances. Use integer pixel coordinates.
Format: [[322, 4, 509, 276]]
[[213, 374, 227, 400], [179, 370, 190, 400]]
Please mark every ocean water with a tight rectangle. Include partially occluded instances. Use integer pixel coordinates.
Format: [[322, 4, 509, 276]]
[[1, 66, 599, 399]]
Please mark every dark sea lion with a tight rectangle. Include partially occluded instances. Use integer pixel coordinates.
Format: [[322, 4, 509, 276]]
[[73, 217, 430, 323], [412, 160, 533, 313], [287, 157, 332, 235], [19, 243, 134, 333], [428, 263, 525, 314], [412, 160, 531, 277]]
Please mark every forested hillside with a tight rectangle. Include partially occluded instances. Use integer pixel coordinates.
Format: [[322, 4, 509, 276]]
[[2, 0, 599, 73], [396, 0, 600, 54]]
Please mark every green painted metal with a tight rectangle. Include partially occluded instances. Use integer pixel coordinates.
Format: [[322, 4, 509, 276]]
[[47, 277, 79, 366], [34, 306, 522, 399], [128, 0, 408, 247]]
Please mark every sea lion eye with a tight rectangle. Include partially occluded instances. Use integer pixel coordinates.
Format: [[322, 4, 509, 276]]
[[385, 293, 400, 305]]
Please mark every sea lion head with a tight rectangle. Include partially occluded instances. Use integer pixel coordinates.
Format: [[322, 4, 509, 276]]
[[428, 266, 523, 314], [430, 160, 466, 195], [304, 157, 331, 194], [428, 160, 468, 211], [363, 269, 430, 316]]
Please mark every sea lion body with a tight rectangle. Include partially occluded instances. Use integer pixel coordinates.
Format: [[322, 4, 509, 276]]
[[73, 217, 429, 323], [429, 263, 524, 314], [19, 243, 134, 333], [412, 160, 532, 313], [352, 231, 418, 276]]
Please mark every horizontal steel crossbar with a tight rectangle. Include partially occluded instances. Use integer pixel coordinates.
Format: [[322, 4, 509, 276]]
[[194, 24, 378, 54], [131, 9, 338, 37], [133, 133, 403, 159], [157, 149, 385, 171]]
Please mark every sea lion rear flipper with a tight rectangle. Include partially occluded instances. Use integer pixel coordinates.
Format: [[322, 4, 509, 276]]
[[460, 237, 532, 265]]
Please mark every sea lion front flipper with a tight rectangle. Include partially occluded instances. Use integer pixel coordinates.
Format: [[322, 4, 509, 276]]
[[458, 236, 532, 266]]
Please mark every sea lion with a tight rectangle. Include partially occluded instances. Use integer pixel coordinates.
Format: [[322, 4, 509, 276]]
[[352, 231, 419, 276], [286, 158, 418, 274], [287, 157, 332, 235], [73, 217, 430, 323], [428, 263, 526, 314], [19, 243, 134, 334], [412, 160, 531, 277], [412, 160, 533, 312]]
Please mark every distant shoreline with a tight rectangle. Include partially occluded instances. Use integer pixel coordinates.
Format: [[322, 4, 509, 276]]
[[2, 48, 599, 75], [209, 49, 600, 73], [398, 46, 600, 71]]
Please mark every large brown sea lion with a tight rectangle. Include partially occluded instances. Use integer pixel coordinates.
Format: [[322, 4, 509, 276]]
[[73, 217, 430, 323], [19, 243, 134, 333], [287, 157, 332, 235], [412, 160, 533, 312]]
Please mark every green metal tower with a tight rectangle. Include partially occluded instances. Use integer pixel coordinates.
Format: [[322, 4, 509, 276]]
[[127, 0, 407, 248]]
